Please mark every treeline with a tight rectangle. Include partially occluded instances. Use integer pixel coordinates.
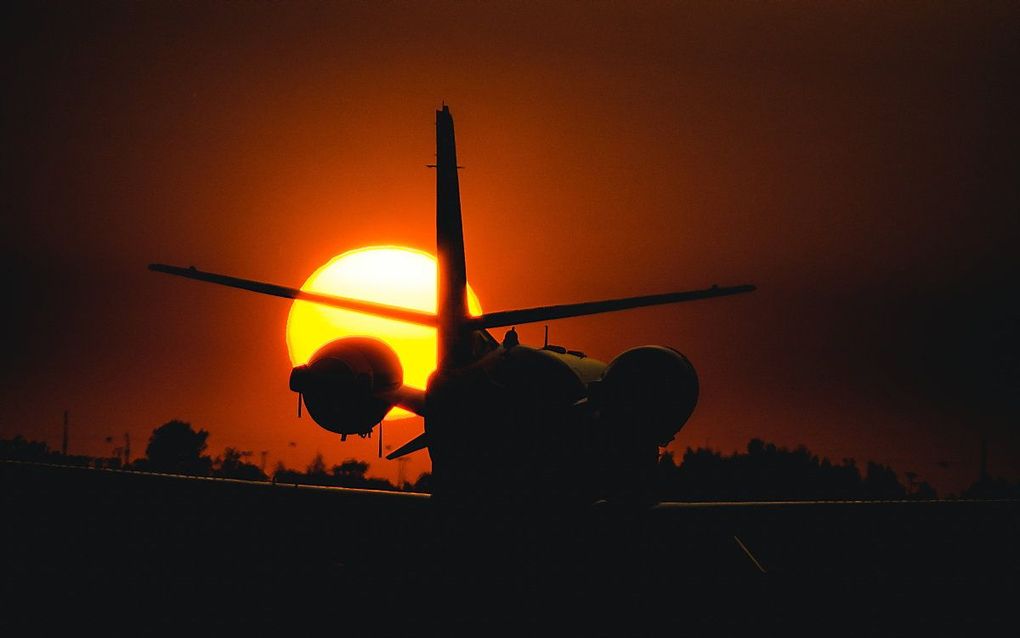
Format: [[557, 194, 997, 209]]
[[0, 425, 269, 480], [0, 420, 419, 491], [657, 439, 1020, 500], [3, 422, 1018, 499], [272, 454, 430, 492], [0, 436, 95, 468], [657, 439, 934, 501]]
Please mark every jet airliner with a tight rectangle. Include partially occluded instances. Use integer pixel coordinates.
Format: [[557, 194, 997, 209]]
[[150, 105, 755, 505]]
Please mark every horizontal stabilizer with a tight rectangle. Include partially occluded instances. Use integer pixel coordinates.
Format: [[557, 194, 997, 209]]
[[467, 284, 756, 329], [386, 432, 429, 460], [149, 263, 437, 327]]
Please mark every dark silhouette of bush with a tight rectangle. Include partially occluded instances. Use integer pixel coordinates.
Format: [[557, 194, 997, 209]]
[[863, 461, 907, 499], [0, 435, 92, 467], [962, 475, 1020, 499], [0, 435, 54, 462], [411, 472, 432, 493], [306, 452, 328, 478], [214, 447, 267, 481], [331, 459, 369, 482], [272, 456, 396, 490], [140, 420, 212, 475]]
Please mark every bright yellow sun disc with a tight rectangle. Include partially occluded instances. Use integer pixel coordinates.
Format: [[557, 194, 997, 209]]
[[286, 246, 481, 419]]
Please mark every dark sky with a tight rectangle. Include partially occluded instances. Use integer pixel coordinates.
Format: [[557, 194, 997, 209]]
[[3, 1, 1018, 492]]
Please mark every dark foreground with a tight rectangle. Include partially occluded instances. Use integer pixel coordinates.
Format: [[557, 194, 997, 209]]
[[2, 461, 1017, 635]]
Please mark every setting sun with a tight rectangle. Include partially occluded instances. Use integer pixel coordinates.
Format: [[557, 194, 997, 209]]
[[286, 246, 481, 419]]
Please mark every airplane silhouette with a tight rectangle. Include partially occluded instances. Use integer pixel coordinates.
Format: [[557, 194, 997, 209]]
[[150, 105, 754, 506]]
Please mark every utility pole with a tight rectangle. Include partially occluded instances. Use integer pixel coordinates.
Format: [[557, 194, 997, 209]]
[[62, 410, 69, 457], [124, 433, 131, 466], [260, 451, 268, 473]]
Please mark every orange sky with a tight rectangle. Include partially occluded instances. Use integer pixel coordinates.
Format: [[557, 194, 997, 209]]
[[2, 2, 1018, 493]]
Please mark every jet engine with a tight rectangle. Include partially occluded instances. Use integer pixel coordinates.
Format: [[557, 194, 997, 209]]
[[288, 337, 403, 436], [599, 346, 699, 446]]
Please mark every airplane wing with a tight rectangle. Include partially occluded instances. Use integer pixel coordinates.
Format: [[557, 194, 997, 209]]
[[152, 264, 753, 331], [467, 284, 756, 329], [149, 263, 438, 327]]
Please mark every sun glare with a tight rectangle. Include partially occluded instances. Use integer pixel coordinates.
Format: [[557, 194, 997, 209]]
[[286, 246, 482, 419]]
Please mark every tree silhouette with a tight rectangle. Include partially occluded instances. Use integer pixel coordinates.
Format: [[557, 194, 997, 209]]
[[864, 461, 906, 499], [962, 475, 1020, 499], [306, 452, 328, 477], [0, 435, 53, 462], [142, 420, 212, 475], [214, 447, 267, 481], [331, 459, 369, 482], [266, 454, 397, 489], [412, 472, 432, 493]]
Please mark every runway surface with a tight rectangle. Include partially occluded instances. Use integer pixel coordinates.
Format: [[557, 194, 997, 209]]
[[3, 461, 1016, 634]]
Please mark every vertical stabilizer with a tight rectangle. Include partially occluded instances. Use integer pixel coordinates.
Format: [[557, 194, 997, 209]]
[[436, 105, 469, 369]]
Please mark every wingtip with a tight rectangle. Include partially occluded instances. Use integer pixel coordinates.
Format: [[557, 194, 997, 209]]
[[725, 283, 756, 293]]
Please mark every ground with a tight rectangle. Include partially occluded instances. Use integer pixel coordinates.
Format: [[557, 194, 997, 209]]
[[2, 462, 1016, 634]]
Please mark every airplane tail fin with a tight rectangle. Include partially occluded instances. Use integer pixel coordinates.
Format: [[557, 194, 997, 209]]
[[435, 105, 470, 370]]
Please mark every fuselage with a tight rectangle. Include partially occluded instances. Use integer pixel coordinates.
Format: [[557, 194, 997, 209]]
[[425, 335, 609, 506]]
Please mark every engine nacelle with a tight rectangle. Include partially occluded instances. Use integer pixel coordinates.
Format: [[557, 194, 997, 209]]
[[600, 346, 699, 446], [289, 337, 403, 436]]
